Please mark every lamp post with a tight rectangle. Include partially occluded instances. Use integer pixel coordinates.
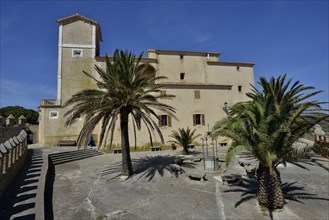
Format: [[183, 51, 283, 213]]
[[211, 137, 216, 169], [204, 135, 208, 157], [215, 137, 218, 157], [223, 101, 230, 118], [201, 137, 205, 170]]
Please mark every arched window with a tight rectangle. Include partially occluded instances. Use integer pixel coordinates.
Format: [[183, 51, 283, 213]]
[[137, 64, 156, 79]]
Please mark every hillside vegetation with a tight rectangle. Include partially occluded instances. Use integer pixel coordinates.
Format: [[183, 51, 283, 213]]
[[0, 106, 38, 124]]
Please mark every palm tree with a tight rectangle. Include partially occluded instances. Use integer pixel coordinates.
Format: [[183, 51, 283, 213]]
[[169, 127, 201, 155], [212, 74, 328, 209], [64, 49, 176, 176]]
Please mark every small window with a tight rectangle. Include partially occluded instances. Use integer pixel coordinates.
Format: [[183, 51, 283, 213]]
[[238, 86, 242, 92], [194, 90, 200, 99], [160, 90, 166, 96], [193, 114, 205, 126], [159, 115, 171, 127], [180, 55, 184, 59], [72, 49, 83, 57], [237, 66, 240, 71], [180, 72, 185, 80], [49, 111, 58, 119]]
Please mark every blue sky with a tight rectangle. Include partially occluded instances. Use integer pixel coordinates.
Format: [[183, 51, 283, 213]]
[[1, 0, 328, 111]]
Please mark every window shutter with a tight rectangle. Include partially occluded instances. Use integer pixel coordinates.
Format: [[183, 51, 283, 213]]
[[193, 114, 196, 126], [158, 115, 162, 127], [202, 114, 205, 125], [194, 90, 200, 99], [168, 115, 172, 127]]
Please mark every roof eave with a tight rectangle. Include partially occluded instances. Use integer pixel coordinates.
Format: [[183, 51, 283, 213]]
[[57, 13, 103, 42], [207, 61, 255, 67], [152, 49, 221, 57]]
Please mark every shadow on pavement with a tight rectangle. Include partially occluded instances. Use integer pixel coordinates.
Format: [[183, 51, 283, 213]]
[[0, 149, 43, 220], [223, 178, 329, 220], [100, 155, 196, 182], [133, 155, 195, 180], [45, 149, 103, 220]]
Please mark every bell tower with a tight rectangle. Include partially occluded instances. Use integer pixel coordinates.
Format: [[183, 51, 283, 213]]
[[56, 14, 102, 105]]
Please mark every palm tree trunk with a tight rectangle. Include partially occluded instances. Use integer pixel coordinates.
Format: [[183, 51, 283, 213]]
[[257, 163, 284, 209], [120, 108, 133, 176], [183, 146, 189, 155]]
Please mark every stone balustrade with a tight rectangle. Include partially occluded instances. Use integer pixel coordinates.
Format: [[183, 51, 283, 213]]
[[41, 99, 57, 106], [0, 130, 28, 197]]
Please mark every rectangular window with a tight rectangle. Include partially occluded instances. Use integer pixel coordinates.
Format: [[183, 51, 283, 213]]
[[159, 115, 171, 127], [180, 55, 184, 59], [193, 114, 205, 126], [194, 90, 200, 99], [72, 49, 83, 57], [238, 86, 242, 92], [237, 66, 240, 71], [160, 90, 166, 96], [180, 72, 185, 80], [49, 111, 58, 119]]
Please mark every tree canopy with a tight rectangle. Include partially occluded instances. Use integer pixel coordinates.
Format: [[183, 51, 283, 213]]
[[212, 74, 328, 209], [64, 49, 176, 176], [0, 106, 39, 124]]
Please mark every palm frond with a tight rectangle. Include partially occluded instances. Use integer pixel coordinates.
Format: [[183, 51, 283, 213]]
[[213, 74, 328, 169]]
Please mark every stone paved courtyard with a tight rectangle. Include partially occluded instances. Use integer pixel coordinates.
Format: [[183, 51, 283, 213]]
[[50, 147, 329, 220]]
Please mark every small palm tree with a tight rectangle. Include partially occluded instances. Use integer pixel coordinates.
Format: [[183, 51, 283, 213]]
[[169, 127, 201, 155], [64, 49, 176, 176], [213, 74, 328, 209]]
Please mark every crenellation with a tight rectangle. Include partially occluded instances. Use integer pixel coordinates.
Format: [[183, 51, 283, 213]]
[[0, 130, 28, 197]]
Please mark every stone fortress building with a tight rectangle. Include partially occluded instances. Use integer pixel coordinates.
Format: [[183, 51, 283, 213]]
[[39, 14, 255, 147]]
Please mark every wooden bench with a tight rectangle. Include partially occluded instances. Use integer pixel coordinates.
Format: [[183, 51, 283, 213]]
[[174, 158, 184, 165], [187, 171, 207, 181], [58, 140, 76, 146], [238, 160, 251, 167], [245, 164, 256, 178], [151, 146, 161, 151], [113, 148, 122, 154], [221, 174, 242, 186], [188, 144, 195, 149], [192, 157, 202, 162], [169, 164, 184, 174], [219, 142, 227, 146]]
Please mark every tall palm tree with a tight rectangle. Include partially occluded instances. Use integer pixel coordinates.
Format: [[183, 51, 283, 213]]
[[169, 127, 201, 155], [212, 74, 328, 209], [64, 49, 176, 176]]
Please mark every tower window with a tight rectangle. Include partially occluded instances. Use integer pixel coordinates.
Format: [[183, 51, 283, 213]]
[[49, 111, 58, 119], [237, 66, 240, 71], [72, 49, 83, 57], [180, 73, 185, 80], [180, 55, 184, 59], [238, 86, 242, 92]]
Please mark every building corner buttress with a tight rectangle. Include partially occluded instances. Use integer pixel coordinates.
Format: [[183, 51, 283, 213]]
[[57, 25, 63, 106]]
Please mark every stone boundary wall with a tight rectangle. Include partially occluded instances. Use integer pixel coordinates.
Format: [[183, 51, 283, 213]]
[[0, 130, 28, 197], [0, 127, 23, 144]]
